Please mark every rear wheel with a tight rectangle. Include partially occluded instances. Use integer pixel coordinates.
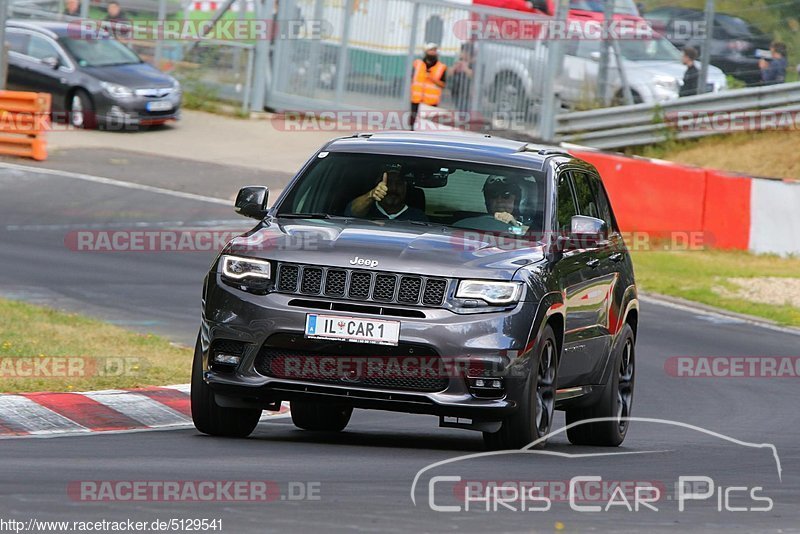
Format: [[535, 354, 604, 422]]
[[566, 324, 635, 446], [290, 401, 353, 432], [483, 325, 558, 450], [191, 336, 261, 438]]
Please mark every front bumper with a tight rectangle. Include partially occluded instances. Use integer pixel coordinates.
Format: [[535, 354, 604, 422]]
[[95, 91, 182, 127], [201, 273, 544, 421]]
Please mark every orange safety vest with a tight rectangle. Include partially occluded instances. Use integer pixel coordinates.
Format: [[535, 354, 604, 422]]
[[410, 59, 446, 106]]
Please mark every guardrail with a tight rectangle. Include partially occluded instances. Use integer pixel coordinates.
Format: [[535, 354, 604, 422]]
[[555, 82, 800, 149], [0, 91, 51, 161]]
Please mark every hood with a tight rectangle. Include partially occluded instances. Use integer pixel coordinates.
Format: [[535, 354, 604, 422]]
[[82, 62, 174, 89], [224, 218, 545, 280], [625, 60, 726, 82]]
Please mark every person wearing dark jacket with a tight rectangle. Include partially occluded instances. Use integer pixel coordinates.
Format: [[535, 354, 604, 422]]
[[760, 41, 788, 85], [679, 47, 699, 97]]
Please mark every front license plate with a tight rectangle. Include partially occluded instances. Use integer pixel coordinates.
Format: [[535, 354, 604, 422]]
[[146, 100, 173, 111], [305, 314, 400, 346]]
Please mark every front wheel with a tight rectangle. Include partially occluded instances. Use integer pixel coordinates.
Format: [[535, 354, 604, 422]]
[[191, 335, 262, 438], [566, 324, 635, 446], [69, 90, 97, 129], [483, 325, 558, 450]]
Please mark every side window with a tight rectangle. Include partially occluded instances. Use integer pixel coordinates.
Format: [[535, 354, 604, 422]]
[[27, 35, 59, 61], [6, 31, 30, 55], [556, 173, 577, 233], [571, 171, 600, 220]]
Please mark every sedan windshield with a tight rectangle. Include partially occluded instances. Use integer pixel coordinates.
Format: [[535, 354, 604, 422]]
[[569, 0, 639, 16], [618, 36, 682, 61], [60, 37, 141, 67], [277, 152, 548, 238]]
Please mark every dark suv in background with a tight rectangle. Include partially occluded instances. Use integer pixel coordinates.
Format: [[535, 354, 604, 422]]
[[193, 132, 639, 450]]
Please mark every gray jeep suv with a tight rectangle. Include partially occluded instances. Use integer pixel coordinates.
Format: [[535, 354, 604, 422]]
[[193, 132, 639, 450]]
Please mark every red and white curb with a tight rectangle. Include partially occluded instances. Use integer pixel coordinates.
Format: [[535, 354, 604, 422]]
[[0, 384, 290, 439]]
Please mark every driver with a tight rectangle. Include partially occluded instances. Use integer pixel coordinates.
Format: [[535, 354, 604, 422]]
[[346, 165, 427, 221]]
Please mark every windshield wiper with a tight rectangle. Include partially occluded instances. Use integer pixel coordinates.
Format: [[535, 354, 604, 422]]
[[277, 213, 332, 219]]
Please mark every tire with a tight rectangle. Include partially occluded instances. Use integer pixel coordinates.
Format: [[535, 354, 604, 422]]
[[290, 401, 353, 432], [483, 325, 558, 450], [566, 324, 635, 447], [190, 335, 261, 438], [611, 90, 643, 107], [69, 89, 98, 129], [492, 74, 527, 115]]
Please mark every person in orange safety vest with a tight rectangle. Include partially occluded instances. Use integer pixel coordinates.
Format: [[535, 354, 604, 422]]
[[409, 43, 447, 131]]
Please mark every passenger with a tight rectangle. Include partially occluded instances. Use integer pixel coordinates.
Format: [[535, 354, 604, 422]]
[[455, 176, 527, 233], [346, 167, 427, 221]]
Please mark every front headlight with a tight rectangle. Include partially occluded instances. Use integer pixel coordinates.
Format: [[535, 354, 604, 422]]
[[100, 81, 134, 98], [220, 255, 271, 281], [653, 75, 678, 91], [456, 280, 522, 305]]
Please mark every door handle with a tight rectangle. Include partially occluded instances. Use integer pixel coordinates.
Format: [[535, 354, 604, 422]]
[[586, 258, 600, 269], [609, 252, 625, 263]]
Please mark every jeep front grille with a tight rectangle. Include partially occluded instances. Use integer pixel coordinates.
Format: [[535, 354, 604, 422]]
[[275, 263, 448, 307]]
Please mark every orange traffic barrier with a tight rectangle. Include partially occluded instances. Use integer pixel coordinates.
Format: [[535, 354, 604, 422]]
[[0, 90, 51, 161]]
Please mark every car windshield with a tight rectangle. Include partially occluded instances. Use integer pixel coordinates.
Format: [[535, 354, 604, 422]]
[[60, 36, 141, 67], [277, 152, 548, 238], [569, 0, 639, 16], [618, 36, 682, 61]]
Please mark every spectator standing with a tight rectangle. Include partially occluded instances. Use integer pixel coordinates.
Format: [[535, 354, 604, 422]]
[[63, 0, 81, 17], [759, 41, 788, 85], [450, 43, 475, 113], [679, 46, 699, 97], [409, 43, 447, 131]]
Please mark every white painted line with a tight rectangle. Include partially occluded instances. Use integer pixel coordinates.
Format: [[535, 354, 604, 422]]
[[0, 161, 229, 205], [0, 396, 89, 434], [163, 384, 191, 394], [83, 391, 190, 427], [640, 294, 800, 336]]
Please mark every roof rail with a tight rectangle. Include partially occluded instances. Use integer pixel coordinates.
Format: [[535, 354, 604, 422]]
[[517, 144, 569, 157]]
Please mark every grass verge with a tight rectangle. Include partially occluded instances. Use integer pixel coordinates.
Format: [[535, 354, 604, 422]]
[[632, 250, 800, 327], [0, 299, 192, 394]]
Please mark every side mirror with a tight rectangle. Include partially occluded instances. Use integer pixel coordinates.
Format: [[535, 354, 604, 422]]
[[570, 215, 607, 248], [589, 51, 602, 62], [41, 56, 60, 69], [235, 186, 270, 220]]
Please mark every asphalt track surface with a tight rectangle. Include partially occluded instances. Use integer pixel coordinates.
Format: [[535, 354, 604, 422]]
[[1, 162, 799, 533]]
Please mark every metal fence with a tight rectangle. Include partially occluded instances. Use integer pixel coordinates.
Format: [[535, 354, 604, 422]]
[[556, 81, 800, 149], [265, 0, 562, 137]]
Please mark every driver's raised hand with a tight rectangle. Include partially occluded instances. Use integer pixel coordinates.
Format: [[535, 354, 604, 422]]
[[370, 173, 389, 202]]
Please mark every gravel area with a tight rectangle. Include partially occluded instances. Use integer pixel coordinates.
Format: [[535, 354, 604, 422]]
[[714, 277, 800, 308]]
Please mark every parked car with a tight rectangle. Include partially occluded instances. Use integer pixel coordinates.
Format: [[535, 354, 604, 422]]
[[5, 20, 182, 129], [645, 7, 773, 86], [480, 32, 727, 113], [559, 33, 728, 106], [192, 132, 640, 450]]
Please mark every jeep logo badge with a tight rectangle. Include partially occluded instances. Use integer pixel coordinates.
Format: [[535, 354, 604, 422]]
[[350, 256, 379, 268]]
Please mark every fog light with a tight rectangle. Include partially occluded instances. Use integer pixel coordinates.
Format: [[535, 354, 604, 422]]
[[467, 376, 505, 399], [214, 353, 241, 366]]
